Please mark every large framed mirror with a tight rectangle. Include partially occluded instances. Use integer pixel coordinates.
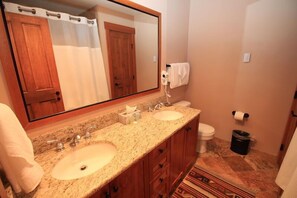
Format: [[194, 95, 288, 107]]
[[0, 0, 161, 129]]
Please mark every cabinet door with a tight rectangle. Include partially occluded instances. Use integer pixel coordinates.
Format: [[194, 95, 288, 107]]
[[184, 117, 199, 171], [170, 128, 186, 189], [109, 159, 145, 198], [89, 184, 110, 198]]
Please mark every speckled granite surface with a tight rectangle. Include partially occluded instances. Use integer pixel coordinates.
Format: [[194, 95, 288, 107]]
[[30, 97, 166, 155], [20, 106, 200, 198]]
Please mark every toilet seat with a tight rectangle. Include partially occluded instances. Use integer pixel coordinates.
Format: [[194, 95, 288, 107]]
[[198, 123, 215, 136], [173, 100, 215, 153]]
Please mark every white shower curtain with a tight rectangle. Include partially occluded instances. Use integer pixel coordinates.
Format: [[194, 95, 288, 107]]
[[48, 19, 110, 110], [4, 2, 110, 111]]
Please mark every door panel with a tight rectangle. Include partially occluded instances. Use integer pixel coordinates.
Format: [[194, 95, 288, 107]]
[[184, 117, 199, 170], [6, 13, 64, 120], [105, 22, 137, 99], [278, 89, 297, 165], [170, 128, 185, 189], [109, 159, 145, 198]]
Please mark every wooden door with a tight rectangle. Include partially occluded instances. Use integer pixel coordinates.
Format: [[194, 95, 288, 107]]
[[170, 128, 186, 189], [109, 159, 145, 198], [6, 13, 64, 120], [184, 117, 199, 170], [278, 88, 297, 165], [105, 22, 137, 99]]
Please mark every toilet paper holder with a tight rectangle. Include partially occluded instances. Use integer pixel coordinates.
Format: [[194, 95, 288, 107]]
[[232, 111, 249, 118]]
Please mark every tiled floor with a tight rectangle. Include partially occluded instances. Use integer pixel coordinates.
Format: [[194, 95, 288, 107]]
[[196, 138, 280, 198]]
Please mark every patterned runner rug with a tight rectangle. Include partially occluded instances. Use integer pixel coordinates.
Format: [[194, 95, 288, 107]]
[[172, 166, 255, 198]]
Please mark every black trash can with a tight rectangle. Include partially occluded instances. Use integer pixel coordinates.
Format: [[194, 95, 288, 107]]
[[230, 130, 251, 155]]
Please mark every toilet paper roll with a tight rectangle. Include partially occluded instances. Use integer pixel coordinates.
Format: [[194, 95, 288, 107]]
[[234, 111, 245, 121]]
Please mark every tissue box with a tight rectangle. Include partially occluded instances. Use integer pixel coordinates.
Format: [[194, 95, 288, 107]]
[[118, 110, 141, 125]]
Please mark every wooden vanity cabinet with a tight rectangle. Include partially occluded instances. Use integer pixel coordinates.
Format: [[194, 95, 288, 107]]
[[90, 158, 146, 198], [90, 116, 199, 198], [170, 116, 199, 191]]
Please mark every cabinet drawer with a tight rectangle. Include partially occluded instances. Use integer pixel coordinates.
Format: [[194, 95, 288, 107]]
[[150, 168, 169, 198], [149, 141, 169, 161], [150, 155, 169, 180]]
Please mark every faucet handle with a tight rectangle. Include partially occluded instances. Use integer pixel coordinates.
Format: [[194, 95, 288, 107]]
[[84, 131, 91, 139], [84, 126, 95, 139], [159, 101, 165, 107], [47, 139, 64, 152], [56, 142, 65, 151], [148, 106, 153, 112], [74, 134, 81, 142], [47, 139, 58, 144], [70, 134, 81, 147]]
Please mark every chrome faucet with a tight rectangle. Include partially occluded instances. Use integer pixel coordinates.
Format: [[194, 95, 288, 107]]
[[148, 105, 153, 112], [84, 126, 94, 139], [47, 139, 64, 152], [154, 102, 164, 110], [69, 134, 81, 147]]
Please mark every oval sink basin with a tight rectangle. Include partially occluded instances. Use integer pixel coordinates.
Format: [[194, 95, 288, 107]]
[[153, 110, 183, 121], [51, 142, 116, 180]]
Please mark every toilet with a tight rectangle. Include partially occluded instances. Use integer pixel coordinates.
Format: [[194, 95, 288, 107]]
[[173, 100, 215, 153]]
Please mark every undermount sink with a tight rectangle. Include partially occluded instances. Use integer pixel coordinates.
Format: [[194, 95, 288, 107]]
[[153, 110, 183, 121], [51, 142, 117, 180]]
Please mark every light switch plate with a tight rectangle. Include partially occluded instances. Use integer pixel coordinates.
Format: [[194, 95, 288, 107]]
[[243, 53, 251, 63]]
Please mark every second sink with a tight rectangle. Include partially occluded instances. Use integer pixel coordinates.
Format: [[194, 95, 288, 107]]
[[153, 110, 183, 121]]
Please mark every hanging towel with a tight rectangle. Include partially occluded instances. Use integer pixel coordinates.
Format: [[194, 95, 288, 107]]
[[0, 103, 44, 193], [168, 62, 190, 89], [275, 126, 297, 197]]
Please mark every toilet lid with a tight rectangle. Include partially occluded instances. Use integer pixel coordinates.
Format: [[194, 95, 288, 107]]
[[198, 123, 215, 135]]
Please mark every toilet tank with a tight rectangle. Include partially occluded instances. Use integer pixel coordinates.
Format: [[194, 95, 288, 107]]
[[173, 100, 191, 107]]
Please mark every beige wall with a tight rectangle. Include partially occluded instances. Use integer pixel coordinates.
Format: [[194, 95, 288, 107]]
[[134, 14, 158, 92], [166, 0, 190, 103], [186, 0, 297, 155]]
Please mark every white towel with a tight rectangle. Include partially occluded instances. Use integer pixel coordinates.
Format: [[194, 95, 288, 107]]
[[275, 126, 297, 197], [168, 62, 190, 89], [0, 103, 44, 193]]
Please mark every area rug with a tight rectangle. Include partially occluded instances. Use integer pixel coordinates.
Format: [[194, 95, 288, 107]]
[[172, 166, 255, 198]]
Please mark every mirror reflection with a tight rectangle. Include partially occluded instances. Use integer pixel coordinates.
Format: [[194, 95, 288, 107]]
[[3, 0, 159, 120]]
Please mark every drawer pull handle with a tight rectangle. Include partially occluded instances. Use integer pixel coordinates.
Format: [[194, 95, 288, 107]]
[[112, 186, 119, 192], [159, 163, 164, 168], [158, 148, 164, 153], [186, 127, 192, 131], [105, 192, 111, 198], [159, 194, 163, 198], [159, 178, 164, 183]]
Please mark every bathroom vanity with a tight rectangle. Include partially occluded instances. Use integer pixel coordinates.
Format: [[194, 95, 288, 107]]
[[30, 106, 200, 198]]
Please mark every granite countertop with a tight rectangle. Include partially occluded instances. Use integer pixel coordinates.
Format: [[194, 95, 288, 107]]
[[28, 106, 200, 198]]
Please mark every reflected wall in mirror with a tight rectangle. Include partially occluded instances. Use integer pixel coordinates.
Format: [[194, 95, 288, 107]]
[[2, 0, 159, 121]]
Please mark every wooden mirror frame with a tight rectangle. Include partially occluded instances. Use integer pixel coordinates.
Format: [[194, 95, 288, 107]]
[[0, 0, 161, 130]]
